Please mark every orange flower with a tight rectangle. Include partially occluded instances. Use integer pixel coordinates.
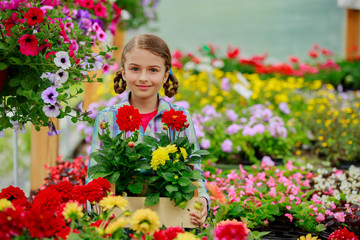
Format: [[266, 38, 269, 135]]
[[206, 182, 227, 205]]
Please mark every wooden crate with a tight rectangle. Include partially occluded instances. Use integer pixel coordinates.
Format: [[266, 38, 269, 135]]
[[110, 183, 199, 228]]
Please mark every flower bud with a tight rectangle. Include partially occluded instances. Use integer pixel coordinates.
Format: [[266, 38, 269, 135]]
[[184, 121, 190, 128], [174, 175, 178, 180], [100, 121, 108, 129], [128, 141, 135, 148], [194, 201, 202, 211], [162, 124, 168, 130]]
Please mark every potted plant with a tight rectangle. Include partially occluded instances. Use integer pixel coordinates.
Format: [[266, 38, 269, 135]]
[[0, 1, 116, 135], [88, 105, 209, 227]]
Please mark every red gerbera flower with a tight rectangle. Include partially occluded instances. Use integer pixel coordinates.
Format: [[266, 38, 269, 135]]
[[24, 8, 43, 26], [17, 34, 38, 56], [153, 226, 184, 240], [214, 219, 249, 240], [161, 108, 187, 131], [0, 185, 28, 208], [94, 2, 107, 17], [0, 206, 25, 240], [24, 208, 64, 238], [116, 105, 142, 132]]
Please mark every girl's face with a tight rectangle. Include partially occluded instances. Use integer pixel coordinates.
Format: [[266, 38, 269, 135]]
[[121, 48, 169, 103]]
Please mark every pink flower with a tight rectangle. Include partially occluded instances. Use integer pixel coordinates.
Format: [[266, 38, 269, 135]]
[[94, 2, 107, 17], [316, 213, 325, 222], [18, 34, 38, 56], [269, 187, 277, 197], [334, 212, 346, 222], [214, 219, 249, 240], [285, 161, 295, 171], [286, 206, 291, 210], [284, 213, 293, 222]]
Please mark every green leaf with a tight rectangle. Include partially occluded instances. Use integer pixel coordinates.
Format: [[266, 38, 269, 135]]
[[316, 224, 326, 232], [162, 172, 175, 181], [109, 171, 120, 183], [229, 205, 243, 216], [165, 185, 178, 193], [192, 150, 210, 156], [143, 136, 159, 147], [145, 193, 160, 206], [89, 153, 108, 165], [267, 204, 279, 215], [180, 183, 197, 193], [8, 77, 22, 87], [128, 181, 143, 194], [188, 171, 204, 180], [0, 62, 7, 70], [147, 176, 159, 183], [8, 57, 22, 65], [87, 164, 108, 177], [178, 177, 191, 187]]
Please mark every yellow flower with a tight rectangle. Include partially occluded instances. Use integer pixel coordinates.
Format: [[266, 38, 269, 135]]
[[322, 142, 328, 147], [318, 136, 324, 141], [297, 233, 318, 240], [295, 150, 301, 156], [0, 198, 14, 211], [99, 196, 129, 211], [131, 208, 160, 234], [180, 147, 188, 159], [105, 217, 129, 234], [175, 232, 199, 240], [151, 147, 170, 170], [165, 144, 178, 154], [349, 140, 353, 145], [62, 202, 84, 220]]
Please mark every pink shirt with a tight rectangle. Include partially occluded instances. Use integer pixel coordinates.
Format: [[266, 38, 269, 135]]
[[140, 109, 158, 131]]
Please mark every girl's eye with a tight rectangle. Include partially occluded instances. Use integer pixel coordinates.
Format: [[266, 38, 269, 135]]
[[150, 68, 158, 72], [131, 67, 139, 71]]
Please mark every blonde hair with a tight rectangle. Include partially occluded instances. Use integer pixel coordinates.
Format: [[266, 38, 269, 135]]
[[113, 34, 179, 97]]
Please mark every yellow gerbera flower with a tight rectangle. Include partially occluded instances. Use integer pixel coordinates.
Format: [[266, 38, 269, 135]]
[[297, 233, 318, 240], [131, 208, 160, 234], [105, 217, 129, 234], [151, 147, 170, 170], [0, 198, 14, 211], [174, 232, 199, 240], [62, 202, 84, 220], [165, 144, 178, 154], [179, 147, 188, 159], [99, 195, 129, 211]]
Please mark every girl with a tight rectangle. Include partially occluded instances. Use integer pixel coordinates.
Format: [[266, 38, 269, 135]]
[[87, 34, 209, 227]]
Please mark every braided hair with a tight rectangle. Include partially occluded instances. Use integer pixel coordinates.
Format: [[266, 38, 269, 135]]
[[113, 34, 179, 97]]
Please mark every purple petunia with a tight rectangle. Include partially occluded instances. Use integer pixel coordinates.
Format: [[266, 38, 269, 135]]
[[43, 104, 60, 117], [47, 122, 61, 136], [76, 9, 90, 19], [0, 129, 4, 138], [41, 86, 58, 105], [174, 100, 190, 109], [221, 77, 231, 91], [221, 139, 233, 153]]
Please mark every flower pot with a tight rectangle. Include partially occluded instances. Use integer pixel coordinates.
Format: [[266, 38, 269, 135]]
[[0, 68, 8, 93], [112, 196, 199, 228]]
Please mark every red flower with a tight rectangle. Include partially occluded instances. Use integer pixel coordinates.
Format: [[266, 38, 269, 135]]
[[328, 227, 359, 240], [73, 178, 109, 204], [17, 34, 38, 56], [0, 207, 25, 240], [32, 187, 63, 213], [161, 108, 187, 131], [308, 50, 318, 58], [24, 8, 43, 26], [94, 2, 107, 17], [153, 226, 184, 240], [78, 0, 94, 9], [214, 219, 249, 240], [38, 39, 52, 52], [116, 105, 142, 132], [0, 185, 28, 208], [24, 208, 64, 238], [227, 46, 240, 59], [46, 51, 57, 60], [48, 181, 75, 202]]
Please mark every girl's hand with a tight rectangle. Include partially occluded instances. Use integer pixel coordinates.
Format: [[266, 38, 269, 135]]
[[190, 197, 208, 227]]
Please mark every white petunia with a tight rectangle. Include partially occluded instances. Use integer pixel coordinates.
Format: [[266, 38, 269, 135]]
[[54, 51, 71, 69], [55, 69, 69, 84], [43, 105, 60, 117]]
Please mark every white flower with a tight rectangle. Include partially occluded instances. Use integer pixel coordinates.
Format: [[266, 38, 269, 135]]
[[54, 51, 71, 70], [10, 121, 27, 134], [91, 53, 104, 71], [55, 69, 69, 84], [121, 10, 131, 20], [43, 105, 60, 117], [184, 61, 196, 71]]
